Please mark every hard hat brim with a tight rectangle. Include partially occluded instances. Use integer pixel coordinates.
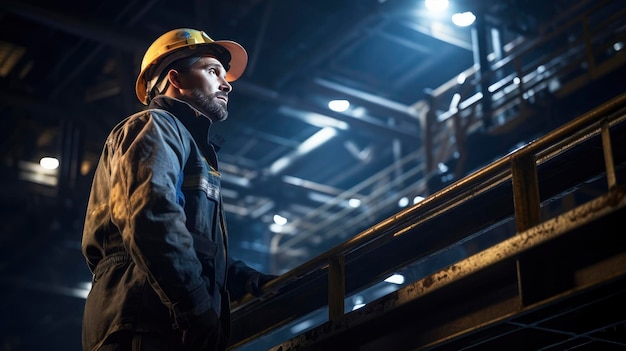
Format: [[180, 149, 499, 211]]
[[217, 40, 247, 83]]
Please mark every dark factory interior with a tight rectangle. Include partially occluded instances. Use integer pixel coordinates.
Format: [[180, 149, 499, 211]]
[[1, 0, 626, 350]]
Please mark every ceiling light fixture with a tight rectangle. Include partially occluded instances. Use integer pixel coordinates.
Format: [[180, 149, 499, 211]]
[[40, 156, 59, 170], [328, 99, 350, 112], [425, 0, 449, 12], [273, 214, 288, 225], [451, 11, 476, 27]]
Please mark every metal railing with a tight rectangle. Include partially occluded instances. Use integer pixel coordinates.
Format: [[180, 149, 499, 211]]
[[228, 88, 626, 350]]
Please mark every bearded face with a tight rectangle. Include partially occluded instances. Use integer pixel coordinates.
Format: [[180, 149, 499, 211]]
[[189, 88, 229, 122], [162, 56, 233, 122]]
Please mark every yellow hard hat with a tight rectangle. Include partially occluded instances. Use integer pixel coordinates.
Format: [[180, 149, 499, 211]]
[[135, 28, 248, 104]]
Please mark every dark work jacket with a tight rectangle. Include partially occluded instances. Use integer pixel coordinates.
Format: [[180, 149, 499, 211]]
[[81, 96, 260, 351]]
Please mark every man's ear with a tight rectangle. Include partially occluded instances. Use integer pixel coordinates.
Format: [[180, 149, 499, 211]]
[[166, 69, 183, 89]]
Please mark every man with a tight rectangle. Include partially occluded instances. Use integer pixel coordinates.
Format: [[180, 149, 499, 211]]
[[81, 28, 276, 351]]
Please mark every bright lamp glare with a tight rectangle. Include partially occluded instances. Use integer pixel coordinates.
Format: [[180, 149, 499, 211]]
[[328, 99, 350, 112], [413, 196, 425, 204], [425, 0, 449, 12], [352, 303, 366, 311], [348, 198, 361, 208], [451, 12, 476, 27], [273, 214, 288, 225], [384, 274, 405, 285], [40, 157, 59, 170], [398, 197, 410, 207]]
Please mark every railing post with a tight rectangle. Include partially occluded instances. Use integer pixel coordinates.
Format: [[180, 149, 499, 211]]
[[423, 92, 437, 174], [328, 255, 345, 320], [511, 153, 542, 232], [601, 119, 617, 190]]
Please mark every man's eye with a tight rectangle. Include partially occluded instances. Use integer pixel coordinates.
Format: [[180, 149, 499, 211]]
[[208, 68, 217, 74]]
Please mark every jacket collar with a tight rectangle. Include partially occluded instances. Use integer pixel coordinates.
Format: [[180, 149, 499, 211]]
[[148, 96, 223, 152]]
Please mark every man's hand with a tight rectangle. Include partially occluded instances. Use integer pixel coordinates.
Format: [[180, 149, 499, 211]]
[[246, 273, 279, 297]]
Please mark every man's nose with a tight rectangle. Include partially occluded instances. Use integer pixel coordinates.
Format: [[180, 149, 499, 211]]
[[220, 79, 232, 92]]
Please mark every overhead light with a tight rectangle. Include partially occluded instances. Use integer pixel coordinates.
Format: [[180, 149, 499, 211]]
[[398, 196, 410, 207], [273, 214, 288, 225], [451, 11, 476, 27], [348, 198, 361, 208], [40, 156, 59, 170], [413, 196, 425, 204], [328, 99, 350, 112], [425, 0, 449, 12]]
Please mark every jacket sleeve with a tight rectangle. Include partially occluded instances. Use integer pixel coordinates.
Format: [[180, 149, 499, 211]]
[[108, 112, 211, 329], [226, 257, 278, 301]]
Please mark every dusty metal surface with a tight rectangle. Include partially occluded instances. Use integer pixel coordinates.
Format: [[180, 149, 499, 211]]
[[266, 186, 626, 350]]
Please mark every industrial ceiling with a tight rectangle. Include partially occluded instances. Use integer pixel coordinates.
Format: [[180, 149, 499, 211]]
[[1, 0, 620, 349]]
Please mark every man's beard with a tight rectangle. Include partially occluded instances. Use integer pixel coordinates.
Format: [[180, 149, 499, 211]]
[[189, 89, 229, 122]]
